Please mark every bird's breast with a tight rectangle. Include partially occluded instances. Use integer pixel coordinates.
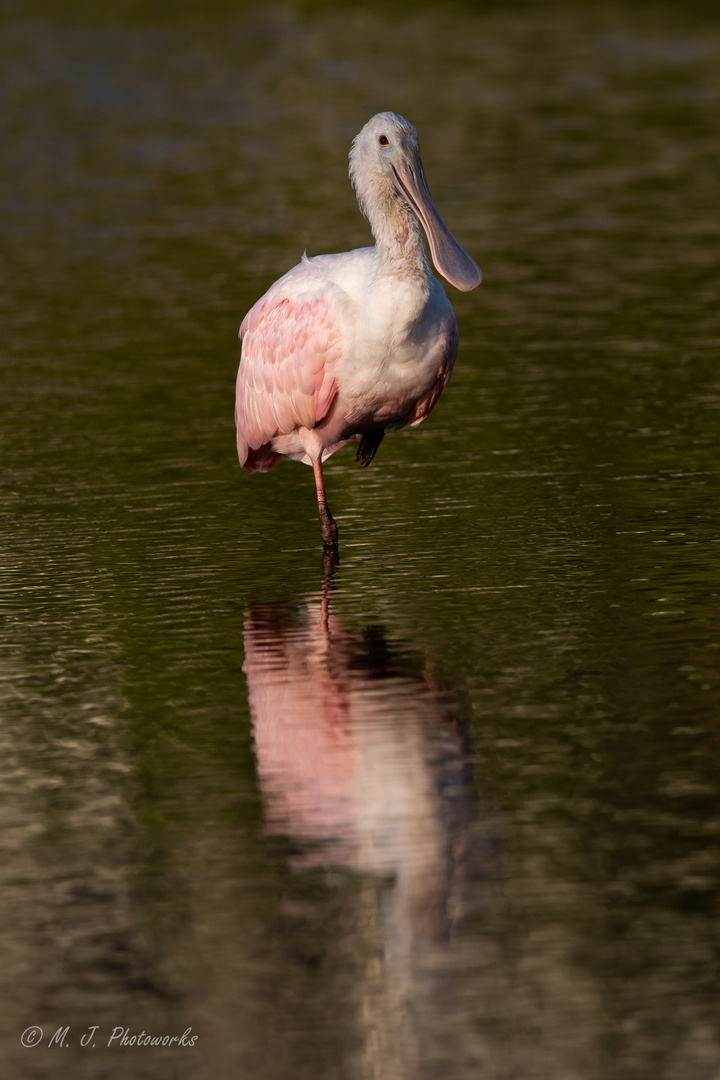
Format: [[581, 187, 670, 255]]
[[335, 279, 458, 431]]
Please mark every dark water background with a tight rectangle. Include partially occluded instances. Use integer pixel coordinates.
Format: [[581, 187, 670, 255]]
[[1, 1, 719, 1077]]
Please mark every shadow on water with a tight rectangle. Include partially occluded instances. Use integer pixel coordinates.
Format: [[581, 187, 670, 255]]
[[242, 564, 484, 1080]]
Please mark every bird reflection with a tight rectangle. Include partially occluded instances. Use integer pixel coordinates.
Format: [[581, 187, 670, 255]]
[[243, 582, 479, 1078]]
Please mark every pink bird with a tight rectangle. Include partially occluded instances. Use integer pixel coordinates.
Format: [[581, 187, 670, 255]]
[[235, 112, 481, 549]]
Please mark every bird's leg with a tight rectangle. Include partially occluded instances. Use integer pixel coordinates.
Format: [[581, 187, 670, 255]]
[[312, 457, 339, 549]]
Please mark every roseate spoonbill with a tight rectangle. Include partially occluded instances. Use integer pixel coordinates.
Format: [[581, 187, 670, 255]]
[[236, 112, 481, 549]]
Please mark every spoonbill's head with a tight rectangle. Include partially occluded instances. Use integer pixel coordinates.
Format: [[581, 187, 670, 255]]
[[349, 111, 482, 293]]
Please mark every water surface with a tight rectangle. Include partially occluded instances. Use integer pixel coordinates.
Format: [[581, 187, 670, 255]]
[[1, 2, 719, 1077]]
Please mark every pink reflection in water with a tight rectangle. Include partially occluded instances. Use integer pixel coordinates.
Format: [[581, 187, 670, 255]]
[[243, 596, 476, 942]]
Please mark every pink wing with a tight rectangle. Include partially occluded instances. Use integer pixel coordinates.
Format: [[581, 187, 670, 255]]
[[236, 262, 343, 473]]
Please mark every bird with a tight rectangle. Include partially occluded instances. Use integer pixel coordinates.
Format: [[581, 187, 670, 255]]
[[235, 111, 481, 550]]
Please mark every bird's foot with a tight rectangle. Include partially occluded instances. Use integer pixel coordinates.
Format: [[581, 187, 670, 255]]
[[355, 429, 385, 467], [319, 507, 339, 550]]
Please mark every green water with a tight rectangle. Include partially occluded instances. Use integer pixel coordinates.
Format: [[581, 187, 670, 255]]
[[1, 2, 719, 1077]]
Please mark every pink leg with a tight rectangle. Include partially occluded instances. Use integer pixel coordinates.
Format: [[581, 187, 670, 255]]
[[312, 458, 338, 549]]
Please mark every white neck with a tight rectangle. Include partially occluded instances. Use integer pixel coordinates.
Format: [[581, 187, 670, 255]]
[[368, 186, 430, 282], [350, 150, 431, 285]]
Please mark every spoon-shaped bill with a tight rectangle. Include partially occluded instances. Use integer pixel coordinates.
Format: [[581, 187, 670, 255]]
[[392, 152, 482, 293]]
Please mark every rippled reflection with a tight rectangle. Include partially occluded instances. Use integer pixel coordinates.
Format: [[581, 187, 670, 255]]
[[243, 583, 480, 1077]]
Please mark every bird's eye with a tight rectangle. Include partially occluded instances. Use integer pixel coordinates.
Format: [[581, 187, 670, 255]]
[[378, 134, 389, 146]]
